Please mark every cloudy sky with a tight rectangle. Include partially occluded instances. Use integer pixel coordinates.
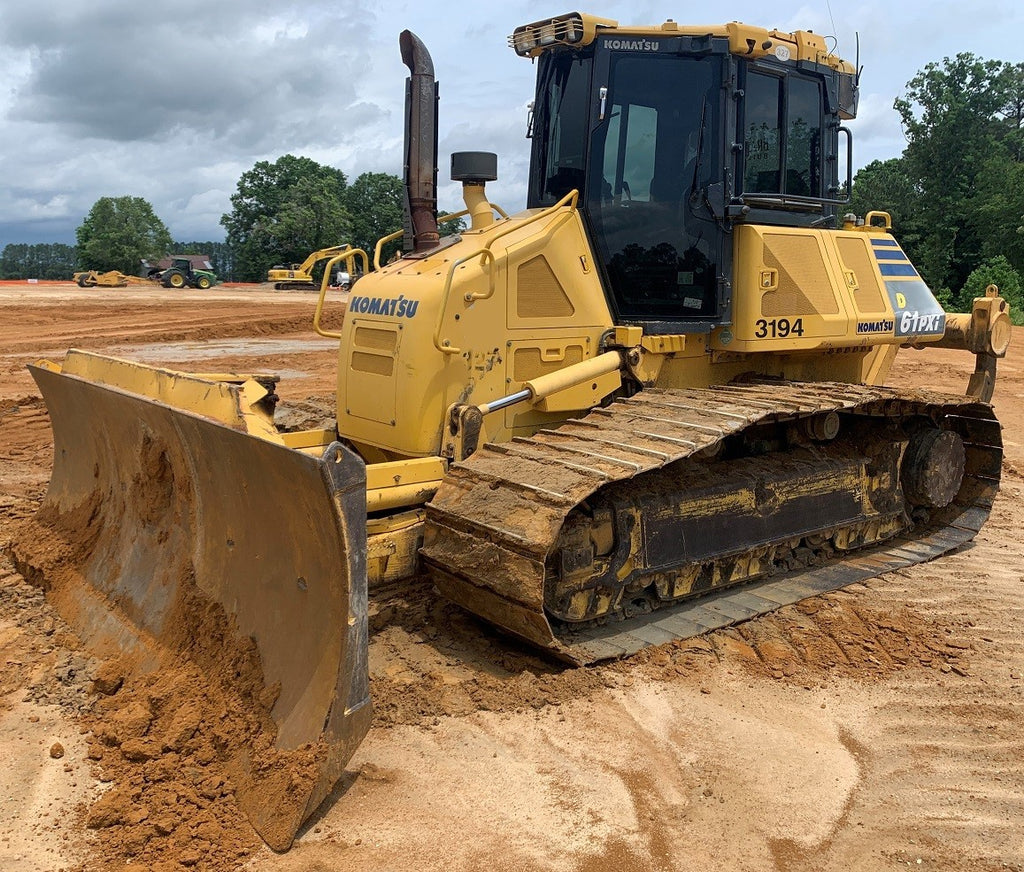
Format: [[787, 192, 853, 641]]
[[1, 0, 1021, 246]]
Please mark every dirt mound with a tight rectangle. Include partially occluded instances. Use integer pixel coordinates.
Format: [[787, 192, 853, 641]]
[[0, 558, 94, 715], [706, 584, 977, 682], [0, 396, 52, 521], [0, 552, 262, 872], [7, 495, 345, 867], [75, 659, 261, 871], [274, 394, 337, 432]]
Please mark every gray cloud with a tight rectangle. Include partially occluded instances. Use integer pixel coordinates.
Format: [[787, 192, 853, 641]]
[[0, 0, 1021, 246], [2, 0, 378, 149]]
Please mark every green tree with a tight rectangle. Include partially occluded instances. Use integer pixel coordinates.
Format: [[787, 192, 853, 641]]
[[850, 158, 917, 226], [76, 196, 173, 274], [998, 62, 1024, 161], [220, 155, 350, 282], [343, 171, 466, 265], [849, 157, 927, 261], [971, 155, 1024, 274], [345, 172, 404, 262], [894, 53, 1018, 292], [958, 255, 1024, 325]]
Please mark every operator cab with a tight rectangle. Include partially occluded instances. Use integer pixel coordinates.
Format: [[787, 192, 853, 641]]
[[520, 15, 857, 333]]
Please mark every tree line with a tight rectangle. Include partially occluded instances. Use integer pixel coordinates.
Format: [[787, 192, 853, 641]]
[[0, 161, 460, 283]]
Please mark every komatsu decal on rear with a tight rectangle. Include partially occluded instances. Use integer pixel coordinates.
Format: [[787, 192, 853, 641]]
[[348, 295, 420, 318], [857, 319, 894, 334]]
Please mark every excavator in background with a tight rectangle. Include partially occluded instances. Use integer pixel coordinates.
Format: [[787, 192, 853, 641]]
[[267, 244, 352, 290], [12, 13, 1011, 851]]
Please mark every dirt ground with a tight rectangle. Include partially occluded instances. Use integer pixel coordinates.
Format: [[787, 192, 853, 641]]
[[1, 281, 1022, 872]]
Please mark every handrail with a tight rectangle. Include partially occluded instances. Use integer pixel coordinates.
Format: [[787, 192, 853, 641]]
[[313, 249, 370, 339], [483, 202, 510, 220], [432, 190, 579, 355], [372, 229, 404, 272], [371, 203, 508, 270], [432, 249, 496, 355]]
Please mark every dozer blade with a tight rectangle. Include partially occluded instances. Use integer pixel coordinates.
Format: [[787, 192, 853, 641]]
[[10, 359, 371, 851]]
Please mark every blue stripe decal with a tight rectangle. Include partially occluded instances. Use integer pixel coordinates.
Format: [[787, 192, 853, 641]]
[[873, 250, 910, 262], [870, 238, 900, 247], [878, 263, 919, 277]]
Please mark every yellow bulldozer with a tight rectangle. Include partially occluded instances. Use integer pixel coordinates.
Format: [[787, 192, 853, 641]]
[[11, 13, 1011, 851], [267, 244, 352, 290]]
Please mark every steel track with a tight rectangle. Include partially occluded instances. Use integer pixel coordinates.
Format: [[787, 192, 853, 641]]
[[422, 382, 1002, 663]]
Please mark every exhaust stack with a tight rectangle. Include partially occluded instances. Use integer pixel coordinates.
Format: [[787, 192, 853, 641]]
[[400, 30, 439, 253]]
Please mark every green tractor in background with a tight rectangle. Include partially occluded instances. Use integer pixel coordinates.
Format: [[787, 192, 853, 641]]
[[158, 257, 219, 290]]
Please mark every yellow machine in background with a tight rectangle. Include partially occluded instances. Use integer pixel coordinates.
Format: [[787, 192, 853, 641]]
[[14, 13, 1011, 850], [267, 244, 352, 290], [73, 269, 135, 288]]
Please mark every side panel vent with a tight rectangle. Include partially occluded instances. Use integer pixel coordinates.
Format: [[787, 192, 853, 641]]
[[517, 255, 575, 318], [761, 233, 839, 316], [836, 236, 887, 314], [345, 321, 400, 423]]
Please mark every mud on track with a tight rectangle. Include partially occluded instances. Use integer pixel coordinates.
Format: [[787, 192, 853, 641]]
[[0, 282, 1023, 871]]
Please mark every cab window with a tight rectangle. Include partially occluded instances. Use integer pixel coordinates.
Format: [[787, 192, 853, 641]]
[[742, 70, 822, 197]]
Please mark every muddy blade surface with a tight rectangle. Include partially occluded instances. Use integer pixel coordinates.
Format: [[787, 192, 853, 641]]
[[14, 364, 371, 851]]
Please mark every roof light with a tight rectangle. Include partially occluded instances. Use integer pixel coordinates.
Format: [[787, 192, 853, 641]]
[[508, 12, 617, 57]]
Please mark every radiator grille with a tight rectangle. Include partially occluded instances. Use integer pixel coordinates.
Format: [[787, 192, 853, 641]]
[[513, 345, 584, 381], [351, 351, 394, 376], [353, 326, 398, 352], [761, 233, 839, 316]]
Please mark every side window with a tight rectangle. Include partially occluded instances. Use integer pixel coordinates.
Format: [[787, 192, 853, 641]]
[[536, 54, 591, 204], [743, 70, 823, 197], [786, 77, 821, 196], [743, 72, 783, 193], [622, 105, 657, 202]]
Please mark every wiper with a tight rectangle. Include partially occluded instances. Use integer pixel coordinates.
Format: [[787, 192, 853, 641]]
[[688, 95, 708, 203]]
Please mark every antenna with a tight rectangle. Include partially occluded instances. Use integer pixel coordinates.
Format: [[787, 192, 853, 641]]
[[825, 0, 838, 45]]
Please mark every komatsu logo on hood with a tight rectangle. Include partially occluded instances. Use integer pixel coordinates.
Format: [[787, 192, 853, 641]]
[[604, 38, 660, 51], [348, 294, 419, 318]]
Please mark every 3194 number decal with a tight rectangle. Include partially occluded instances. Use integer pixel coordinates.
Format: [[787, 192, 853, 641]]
[[754, 317, 804, 338]]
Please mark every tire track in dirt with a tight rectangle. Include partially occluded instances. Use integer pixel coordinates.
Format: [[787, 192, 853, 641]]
[[0, 310, 318, 355], [761, 529, 1024, 872]]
